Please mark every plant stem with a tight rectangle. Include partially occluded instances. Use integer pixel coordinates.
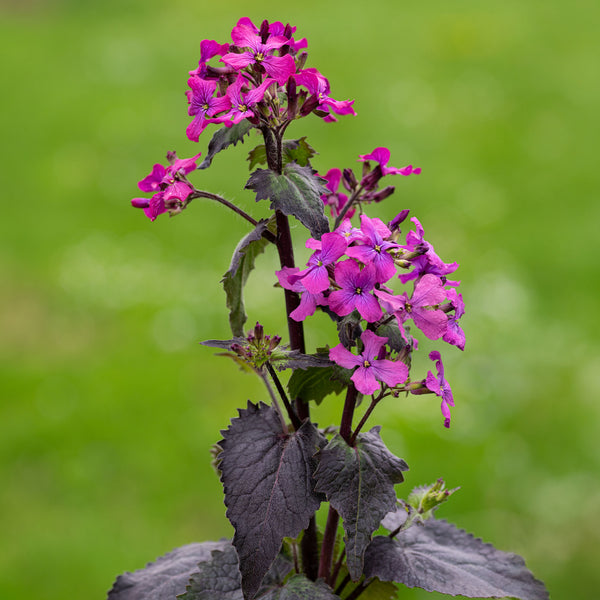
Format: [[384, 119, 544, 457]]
[[330, 548, 345, 587], [340, 384, 359, 445], [266, 361, 302, 430], [318, 506, 339, 581], [260, 372, 288, 435], [333, 185, 363, 230], [261, 123, 318, 580], [335, 574, 351, 596], [349, 390, 385, 445], [189, 190, 276, 243], [344, 579, 373, 600]]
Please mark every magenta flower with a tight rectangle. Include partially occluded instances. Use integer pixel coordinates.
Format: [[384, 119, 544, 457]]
[[188, 39, 231, 78], [224, 75, 275, 125], [399, 217, 459, 284], [294, 68, 356, 121], [329, 260, 382, 322], [186, 77, 232, 142], [442, 288, 465, 350], [359, 147, 421, 176], [334, 218, 363, 244], [329, 330, 408, 395], [320, 168, 354, 218], [299, 232, 348, 293], [132, 153, 201, 221], [425, 350, 454, 428], [376, 273, 448, 340], [222, 19, 296, 85], [345, 215, 399, 283], [276, 267, 327, 322]]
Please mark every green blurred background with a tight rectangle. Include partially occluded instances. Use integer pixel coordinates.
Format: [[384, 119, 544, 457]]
[[1, 0, 598, 598]]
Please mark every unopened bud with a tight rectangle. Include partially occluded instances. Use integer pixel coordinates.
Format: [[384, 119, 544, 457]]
[[342, 168, 358, 191], [260, 20, 270, 44], [296, 52, 308, 71], [286, 78, 298, 120]]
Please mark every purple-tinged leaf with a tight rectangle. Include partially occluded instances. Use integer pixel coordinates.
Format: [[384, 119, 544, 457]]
[[198, 120, 255, 170], [281, 351, 333, 370], [219, 402, 326, 599], [178, 545, 243, 600], [222, 218, 276, 336], [258, 574, 339, 600], [287, 365, 346, 405], [363, 520, 549, 599], [107, 541, 229, 600], [179, 546, 293, 600], [246, 164, 330, 239], [314, 428, 409, 581]]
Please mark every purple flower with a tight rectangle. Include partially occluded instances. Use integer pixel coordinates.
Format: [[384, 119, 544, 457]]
[[425, 350, 454, 428], [329, 260, 382, 322], [329, 330, 408, 395], [399, 217, 459, 284], [276, 267, 327, 322], [224, 75, 275, 125], [320, 168, 354, 218], [188, 39, 231, 78], [294, 68, 356, 121], [359, 147, 421, 176], [376, 273, 448, 340], [442, 288, 465, 350], [334, 218, 363, 243], [345, 215, 399, 283], [186, 77, 232, 142], [299, 232, 348, 293], [222, 19, 296, 85], [132, 153, 201, 221]]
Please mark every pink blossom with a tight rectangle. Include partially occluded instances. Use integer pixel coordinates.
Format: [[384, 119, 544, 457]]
[[329, 330, 408, 395]]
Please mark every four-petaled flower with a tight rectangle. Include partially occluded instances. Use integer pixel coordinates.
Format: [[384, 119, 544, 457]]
[[329, 330, 408, 395]]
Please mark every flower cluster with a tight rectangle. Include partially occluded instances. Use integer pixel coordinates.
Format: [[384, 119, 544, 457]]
[[185, 17, 355, 141], [131, 152, 201, 221], [277, 181, 465, 426]]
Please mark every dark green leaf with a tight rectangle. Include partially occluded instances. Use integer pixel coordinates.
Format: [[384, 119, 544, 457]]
[[107, 541, 229, 600], [363, 520, 549, 599], [280, 351, 333, 371], [375, 321, 408, 353], [219, 402, 326, 599], [336, 311, 363, 349], [258, 575, 339, 600], [314, 428, 409, 581], [222, 219, 276, 336], [287, 366, 345, 405], [199, 121, 254, 169], [282, 138, 317, 167], [247, 144, 268, 170], [245, 164, 330, 239]]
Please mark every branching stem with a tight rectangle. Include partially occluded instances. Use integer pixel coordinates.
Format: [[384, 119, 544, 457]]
[[266, 362, 302, 430]]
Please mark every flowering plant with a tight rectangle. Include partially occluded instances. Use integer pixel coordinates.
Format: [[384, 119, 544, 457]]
[[109, 17, 548, 600]]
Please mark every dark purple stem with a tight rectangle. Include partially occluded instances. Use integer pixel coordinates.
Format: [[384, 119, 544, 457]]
[[340, 384, 359, 445], [344, 579, 374, 600], [261, 124, 317, 579], [349, 390, 385, 445], [318, 506, 339, 581]]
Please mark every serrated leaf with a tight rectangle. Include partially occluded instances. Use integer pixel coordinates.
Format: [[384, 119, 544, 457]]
[[107, 541, 229, 600], [258, 575, 339, 600], [282, 138, 317, 167], [222, 219, 276, 336], [363, 520, 549, 599], [199, 121, 254, 169], [219, 402, 326, 599], [314, 428, 409, 581], [178, 545, 243, 600], [248, 144, 268, 170], [287, 366, 345, 405], [245, 164, 330, 239], [281, 351, 333, 371]]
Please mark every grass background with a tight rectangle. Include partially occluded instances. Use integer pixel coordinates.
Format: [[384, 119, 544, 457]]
[[1, 0, 598, 598]]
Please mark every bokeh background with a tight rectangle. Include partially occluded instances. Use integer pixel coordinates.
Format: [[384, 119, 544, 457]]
[[2, 0, 598, 598]]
